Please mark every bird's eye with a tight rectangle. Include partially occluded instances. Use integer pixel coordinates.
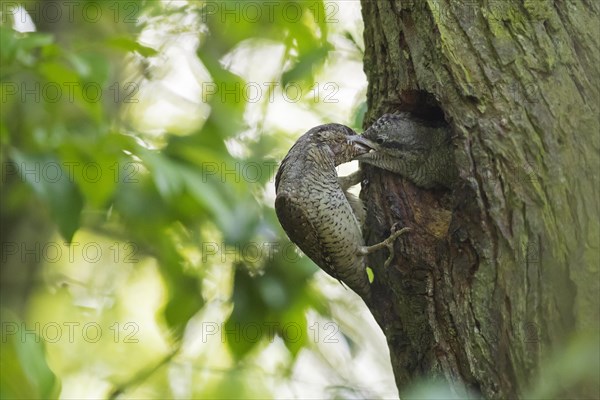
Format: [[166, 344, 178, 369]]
[[376, 138, 384, 145]]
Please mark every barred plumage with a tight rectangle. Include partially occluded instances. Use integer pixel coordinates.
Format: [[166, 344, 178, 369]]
[[359, 113, 457, 188], [275, 124, 409, 299], [275, 124, 374, 297]]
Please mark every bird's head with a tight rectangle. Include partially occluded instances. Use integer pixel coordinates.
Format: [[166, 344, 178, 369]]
[[309, 123, 376, 165], [357, 113, 445, 165]]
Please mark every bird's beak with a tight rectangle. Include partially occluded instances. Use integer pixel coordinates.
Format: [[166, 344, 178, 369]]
[[348, 135, 377, 155]]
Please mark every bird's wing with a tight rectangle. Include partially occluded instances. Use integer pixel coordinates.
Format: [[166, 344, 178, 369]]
[[274, 156, 287, 192], [275, 192, 334, 275]]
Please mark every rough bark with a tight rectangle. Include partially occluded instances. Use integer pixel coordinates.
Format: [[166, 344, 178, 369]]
[[359, 1, 599, 398]]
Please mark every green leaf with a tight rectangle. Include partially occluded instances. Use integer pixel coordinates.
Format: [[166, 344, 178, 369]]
[[281, 45, 331, 89], [258, 275, 288, 311], [164, 274, 204, 339], [0, 28, 55, 68], [150, 236, 205, 339], [37, 61, 79, 84], [10, 150, 83, 242], [225, 265, 268, 359], [106, 36, 158, 57], [196, 52, 246, 136], [0, 26, 19, 65], [57, 141, 121, 208], [15, 32, 55, 51], [200, 370, 270, 399], [279, 307, 307, 358], [143, 152, 185, 200], [66, 51, 110, 84], [141, 151, 238, 233], [0, 312, 61, 399]]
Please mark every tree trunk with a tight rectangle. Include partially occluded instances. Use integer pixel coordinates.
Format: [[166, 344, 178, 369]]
[[359, 1, 599, 398]]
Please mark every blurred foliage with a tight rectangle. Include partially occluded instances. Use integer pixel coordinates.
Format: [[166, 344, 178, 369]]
[[1, 1, 380, 398], [0, 312, 61, 399]]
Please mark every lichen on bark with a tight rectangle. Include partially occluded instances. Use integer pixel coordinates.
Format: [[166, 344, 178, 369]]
[[359, 0, 599, 398]]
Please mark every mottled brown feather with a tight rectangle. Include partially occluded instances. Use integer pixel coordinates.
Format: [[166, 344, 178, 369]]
[[275, 192, 333, 275]]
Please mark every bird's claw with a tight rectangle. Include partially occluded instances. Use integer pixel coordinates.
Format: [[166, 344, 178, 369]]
[[358, 224, 411, 267], [383, 225, 411, 268]]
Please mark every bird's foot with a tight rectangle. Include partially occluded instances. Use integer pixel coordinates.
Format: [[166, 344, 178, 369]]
[[358, 223, 411, 267]]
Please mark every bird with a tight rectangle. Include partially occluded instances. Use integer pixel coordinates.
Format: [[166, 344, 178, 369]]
[[275, 123, 409, 299], [357, 113, 457, 189]]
